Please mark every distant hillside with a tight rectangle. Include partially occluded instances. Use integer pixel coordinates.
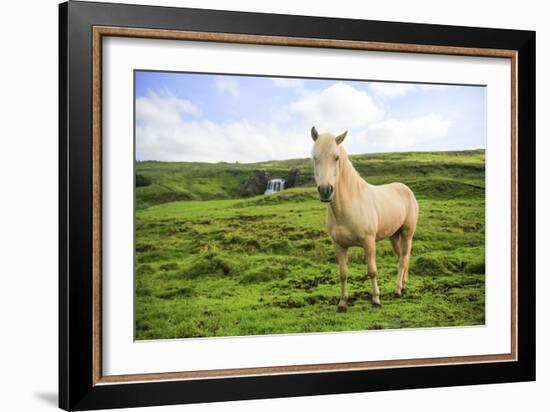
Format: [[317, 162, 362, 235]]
[[136, 149, 485, 209]]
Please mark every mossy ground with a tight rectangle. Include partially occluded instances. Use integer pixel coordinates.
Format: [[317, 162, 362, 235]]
[[135, 150, 485, 339]]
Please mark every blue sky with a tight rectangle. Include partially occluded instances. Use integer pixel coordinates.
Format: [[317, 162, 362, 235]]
[[135, 71, 485, 163]]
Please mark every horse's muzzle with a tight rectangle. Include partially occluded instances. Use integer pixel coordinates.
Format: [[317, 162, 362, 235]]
[[317, 185, 334, 202]]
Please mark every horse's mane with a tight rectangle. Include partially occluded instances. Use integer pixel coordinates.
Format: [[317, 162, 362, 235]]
[[338, 146, 364, 193]]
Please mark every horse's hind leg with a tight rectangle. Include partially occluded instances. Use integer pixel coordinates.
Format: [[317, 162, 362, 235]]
[[391, 232, 405, 297], [402, 233, 413, 290], [334, 243, 349, 312], [390, 232, 402, 257], [395, 231, 413, 297]]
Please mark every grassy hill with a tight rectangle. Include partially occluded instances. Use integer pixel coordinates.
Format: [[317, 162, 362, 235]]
[[136, 149, 485, 208], [135, 150, 486, 340]]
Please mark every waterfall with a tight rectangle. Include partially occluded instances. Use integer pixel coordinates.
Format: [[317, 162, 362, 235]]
[[264, 178, 285, 195]]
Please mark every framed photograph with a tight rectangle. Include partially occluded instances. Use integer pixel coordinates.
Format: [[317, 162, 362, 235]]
[[59, 1, 535, 410]]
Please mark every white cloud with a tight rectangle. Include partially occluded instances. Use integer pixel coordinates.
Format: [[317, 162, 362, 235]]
[[137, 119, 310, 163], [361, 114, 452, 149], [271, 78, 304, 91], [289, 83, 384, 132], [418, 84, 450, 91], [136, 90, 311, 162], [370, 83, 417, 98], [371, 82, 450, 98], [136, 89, 200, 126], [136, 83, 455, 162], [214, 76, 240, 97]]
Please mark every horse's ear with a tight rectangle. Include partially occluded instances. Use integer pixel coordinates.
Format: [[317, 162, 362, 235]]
[[311, 126, 319, 141], [335, 131, 347, 145]]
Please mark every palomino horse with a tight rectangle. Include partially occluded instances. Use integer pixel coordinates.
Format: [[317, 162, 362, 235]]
[[310, 127, 419, 310]]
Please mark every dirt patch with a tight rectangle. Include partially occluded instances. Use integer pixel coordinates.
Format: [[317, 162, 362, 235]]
[[287, 275, 336, 291]]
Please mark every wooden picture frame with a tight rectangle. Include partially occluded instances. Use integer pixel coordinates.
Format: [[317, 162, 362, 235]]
[[59, 1, 535, 410]]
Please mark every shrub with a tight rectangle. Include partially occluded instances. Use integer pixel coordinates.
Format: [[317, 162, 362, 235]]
[[235, 170, 270, 198], [465, 260, 485, 274], [136, 174, 152, 187]]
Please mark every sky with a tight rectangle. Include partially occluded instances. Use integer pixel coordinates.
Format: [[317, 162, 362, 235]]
[[135, 71, 486, 163]]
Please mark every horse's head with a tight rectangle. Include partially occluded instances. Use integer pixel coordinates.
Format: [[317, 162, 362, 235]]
[[310, 126, 347, 202]]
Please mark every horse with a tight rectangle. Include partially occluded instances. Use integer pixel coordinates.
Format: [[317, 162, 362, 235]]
[[310, 126, 419, 310]]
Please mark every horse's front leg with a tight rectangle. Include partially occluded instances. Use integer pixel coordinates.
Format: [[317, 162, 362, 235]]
[[364, 236, 381, 307], [334, 243, 349, 312]]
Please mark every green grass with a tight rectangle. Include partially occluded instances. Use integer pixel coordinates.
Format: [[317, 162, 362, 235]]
[[135, 150, 485, 339]]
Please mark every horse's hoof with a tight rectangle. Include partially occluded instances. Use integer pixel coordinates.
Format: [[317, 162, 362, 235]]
[[372, 301, 382, 308], [394, 291, 402, 298], [336, 305, 348, 313]]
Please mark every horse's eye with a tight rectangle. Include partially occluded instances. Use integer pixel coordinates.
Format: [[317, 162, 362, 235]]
[[335, 155, 339, 161]]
